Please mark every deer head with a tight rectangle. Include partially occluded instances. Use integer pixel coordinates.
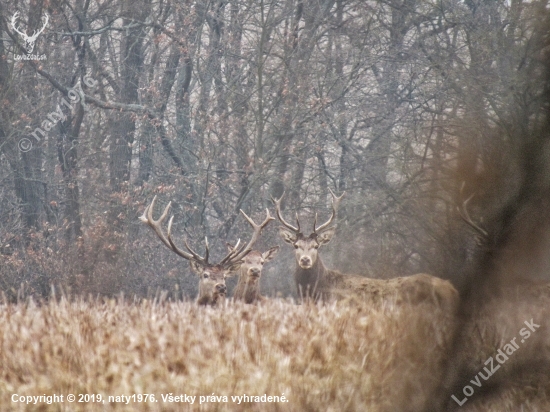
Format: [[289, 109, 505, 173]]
[[140, 196, 274, 305], [11, 12, 49, 54], [227, 244, 279, 285], [273, 189, 345, 269]]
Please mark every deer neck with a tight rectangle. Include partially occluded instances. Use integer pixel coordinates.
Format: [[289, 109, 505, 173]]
[[295, 256, 327, 298], [197, 295, 214, 306], [242, 283, 260, 303], [235, 269, 247, 289], [234, 270, 260, 303]]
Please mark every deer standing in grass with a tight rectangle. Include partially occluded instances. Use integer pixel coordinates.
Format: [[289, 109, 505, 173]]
[[274, 190, 459, 310], [229, 244, 279, 304], [140, 196, 274, 306]]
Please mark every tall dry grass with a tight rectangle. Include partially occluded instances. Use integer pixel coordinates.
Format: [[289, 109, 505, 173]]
[[0, 297, 456, 412], [1, 295, 548, 411]]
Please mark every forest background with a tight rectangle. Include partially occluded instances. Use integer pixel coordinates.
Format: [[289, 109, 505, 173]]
[[1, 0, 548, 301]]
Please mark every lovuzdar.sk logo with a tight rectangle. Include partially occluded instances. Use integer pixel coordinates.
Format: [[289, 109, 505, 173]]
[[11, 11, 48, 61]]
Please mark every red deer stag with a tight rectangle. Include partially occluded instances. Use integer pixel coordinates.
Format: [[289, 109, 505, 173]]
[[140, 196, 274, 306], [273, 190, 459, 310], [229, 244, 279, 304]]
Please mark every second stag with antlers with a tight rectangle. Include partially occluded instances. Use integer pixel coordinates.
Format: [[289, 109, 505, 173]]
[[274, 190, 459, 310], [140, 196, 274, 305]]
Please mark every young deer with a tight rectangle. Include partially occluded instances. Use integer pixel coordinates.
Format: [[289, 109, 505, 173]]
[[229, 244, 279, 304], [140, 196, 274, 306], [273, 190, 459, 310]]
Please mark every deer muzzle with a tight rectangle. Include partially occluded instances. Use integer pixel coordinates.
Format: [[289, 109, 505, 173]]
[[215, 283, 227, 295], [299, 256, 312, 269], [248, 267, 261, 278]]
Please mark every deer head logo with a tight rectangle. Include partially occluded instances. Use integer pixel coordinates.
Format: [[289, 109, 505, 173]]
[[11, 12, 49, 54]]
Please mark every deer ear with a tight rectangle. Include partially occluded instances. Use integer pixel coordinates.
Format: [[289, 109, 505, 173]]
[[279, 227, 297, 244], [317, 226, 336, 245], [262, 246, 280, 262], [189, 260, 203, 274]]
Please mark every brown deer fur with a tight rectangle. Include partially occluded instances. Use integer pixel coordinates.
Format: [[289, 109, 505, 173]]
[[293, 251, 458, 310]]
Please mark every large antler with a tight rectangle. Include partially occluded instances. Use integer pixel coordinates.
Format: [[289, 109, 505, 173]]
[[457, 182, 489, 238], [139, 196, 209, 264], [313, 188, 345, 233], [271, 192, 301, 234], [220, 209, 274, 266]]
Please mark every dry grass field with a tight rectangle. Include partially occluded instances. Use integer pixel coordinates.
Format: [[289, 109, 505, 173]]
[[0, 296, 457, 412], [0, 295, 548, 412]]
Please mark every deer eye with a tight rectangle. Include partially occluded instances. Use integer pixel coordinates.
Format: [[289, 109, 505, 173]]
[[294, 244, 299, 249], [203, 273, 209, 279], [314, 244, 319, 249]]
